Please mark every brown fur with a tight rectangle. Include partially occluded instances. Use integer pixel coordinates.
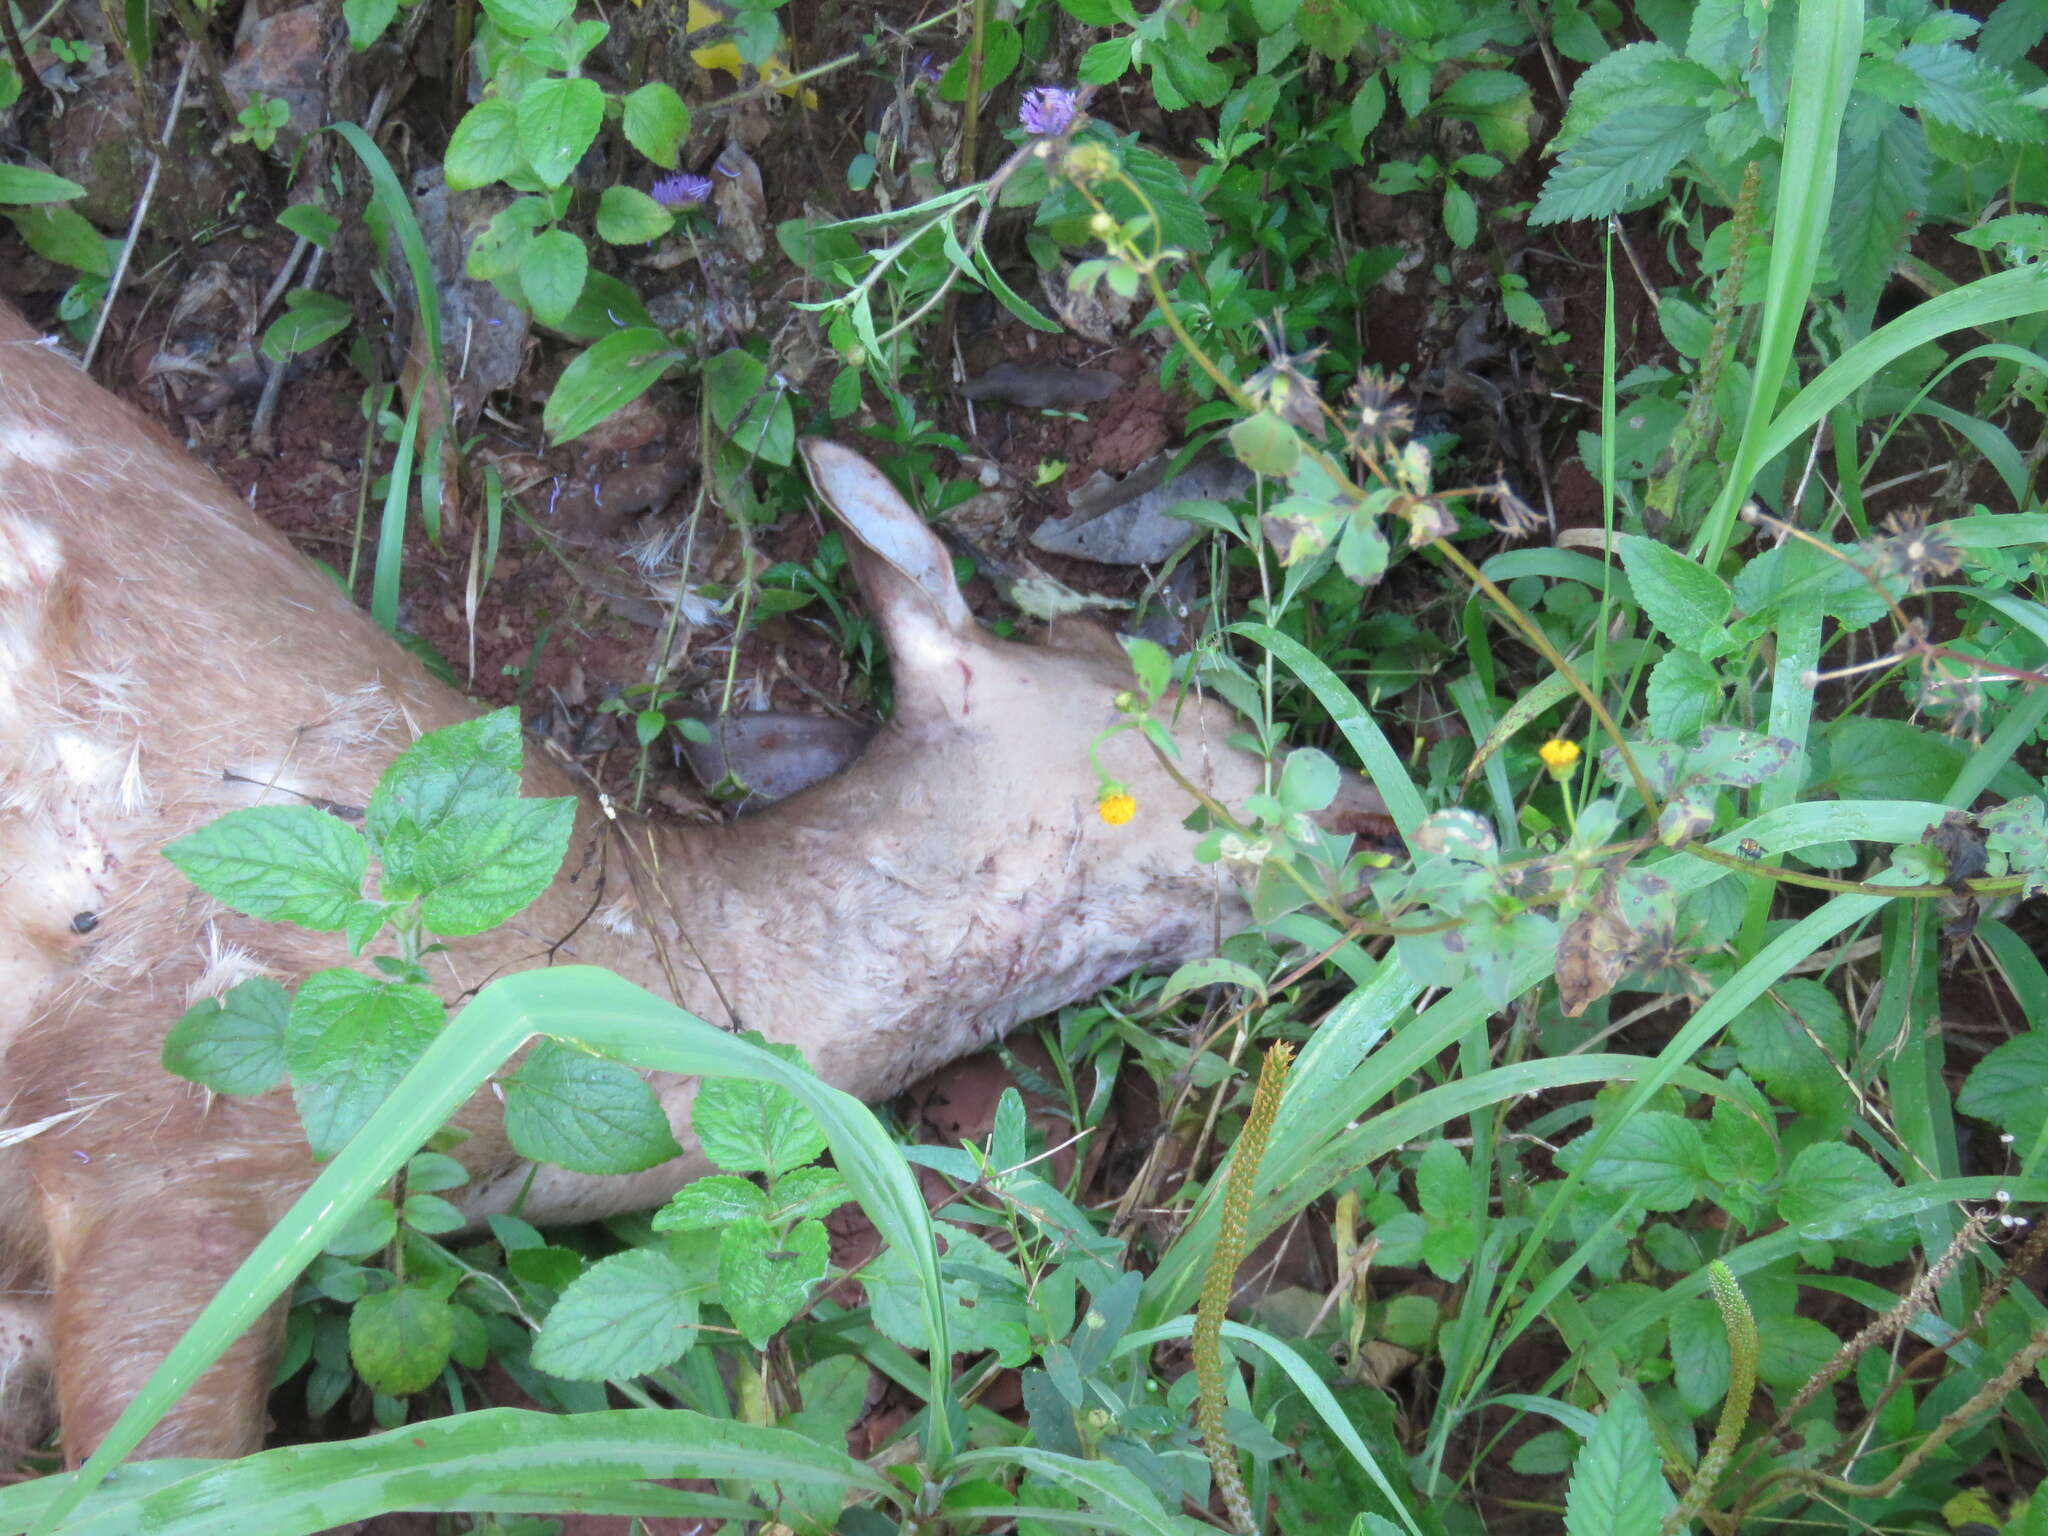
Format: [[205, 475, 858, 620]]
[[0, 301, 1385, 1462]]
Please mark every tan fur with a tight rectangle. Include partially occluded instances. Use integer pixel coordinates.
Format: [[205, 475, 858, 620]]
[[0, 301, 1386, 1462]]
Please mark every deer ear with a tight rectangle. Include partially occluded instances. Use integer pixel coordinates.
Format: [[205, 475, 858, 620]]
[[802, 440, 978, 679]]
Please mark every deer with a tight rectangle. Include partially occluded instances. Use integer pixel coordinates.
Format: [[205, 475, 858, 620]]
[[0, 297, 1388, 1467]]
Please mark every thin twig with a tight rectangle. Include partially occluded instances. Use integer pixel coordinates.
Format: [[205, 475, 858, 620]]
[[84, 45, 194, 370]]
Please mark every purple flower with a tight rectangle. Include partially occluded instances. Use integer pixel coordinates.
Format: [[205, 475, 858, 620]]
[[915, 53, 943, 85], [652, 172, 714, 210], [1019, 86, 1079, 136]]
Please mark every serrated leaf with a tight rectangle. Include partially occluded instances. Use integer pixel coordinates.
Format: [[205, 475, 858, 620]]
[[164, 806, 368, 930], [1756, 1312, 1841, 1392], [162, 976, 291, 1095], [720, 1215, 829, 1348], [445, 98, 520, 191], [410, 795, 576, 935], [517, 76, 605, 187], [1570, 1111, 1707, 1212], [286, 971, 444, 1160], [519, 228, 587, 328], [621, 80, 688, 168], [531, 1248, 700, 1380], [1896, 42, 2045, 141], [366, 710, 522, 845], [1533, 103, 1710, 225], [503, 1038, 684, 1174], [1619, 536, 1734, 656], [654, 1173, 771, 1230], [1958, 1029, 2048, 1148], [1777, 1141, 1897, 1232], [1823, 717, 1964, 802], [1982, 797, 2048, 896], [1645, 650, 1722, 741], [692, 1039, 828, 1177], [869, 1224, 1034, 1365], [1553, 45, 1709, 148], [1728, 978, 1850, 1121], [1831, 100, 1928, 321], [596, 185, 672, 246], [1563, 1389, 1666, 1536], [350, 1283, 454, 1395]]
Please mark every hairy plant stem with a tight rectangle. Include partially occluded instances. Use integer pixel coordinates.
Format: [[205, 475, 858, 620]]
[[1193, 1042, 1293, 1536]]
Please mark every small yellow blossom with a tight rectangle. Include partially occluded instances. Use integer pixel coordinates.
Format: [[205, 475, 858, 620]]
[[1539, 738, 1581, 779], [1098, 790, 1137, 826]]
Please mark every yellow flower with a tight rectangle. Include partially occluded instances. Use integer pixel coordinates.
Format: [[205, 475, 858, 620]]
[[1098, 790, 1137, 826], [1538, 738, 1581, 779]]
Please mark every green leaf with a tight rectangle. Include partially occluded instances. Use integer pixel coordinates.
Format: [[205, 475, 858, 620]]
[[1728, 978, 1850, 1122], [654, 1173, 771, 1230], [1416, 1140, 1476, 1281], [719, 1215, 830, 1348], [1532, 104, 1710, 225], [503, 1038, 685, 1174], [1563, 1388, 1666, 1536], [938, 19, 1021, 100], [479, 0, 574, 38], [1822, 717, 1964, 802], [621, 80, 689, 168], [286, 971, 445, 1160], [162, 977, 291, 1095], [1830, 99, 1927, 321], [519, 227, 588, 328], [1896, 42, 2044, 141], [1983, 797, 2048, 897], [870, 1224, 1033, 1365], [444, 98, 521, 191], [1297, 0, 1366, 60], [1777, 1142, 1897, 1232], [366, 709, 523, 845], [692, 1040, 828, 1177], [405, 1151, 471, 1193], [1569, 1110, 1706, 1212], [1618, 535, 1734, 657], [0, 165, 87, 204], [1644, 650, 1722, 741], [703, 347, 795, 466], [596, 184, 673, 245], [1958, 1029, 2048, 1148], [10, 204, 111, 275], [262, 290, 353, 361], [1701, 1096, 1777, 1194], [544, 327, 686, 445], [342, 0, 397, 50], [517, 76, 605, 188], [350, 1283, 454, 1394], [1666, 1297, 1731, 1417], [1554, 44, 1709, 148], [1755, 1311, 1840, 1392], [1442, 181, 1477, 248], [1230, 411, 1302, 476], [532, 1247, 701, 1380], [407, 795, 577, 935], [164, 806, 369, 931]]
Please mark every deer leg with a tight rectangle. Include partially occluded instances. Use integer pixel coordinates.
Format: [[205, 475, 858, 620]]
[[43, 1180, 285, 1462]]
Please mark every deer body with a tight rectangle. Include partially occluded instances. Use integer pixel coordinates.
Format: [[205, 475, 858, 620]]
[[0, 300, 1379, 1463]]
